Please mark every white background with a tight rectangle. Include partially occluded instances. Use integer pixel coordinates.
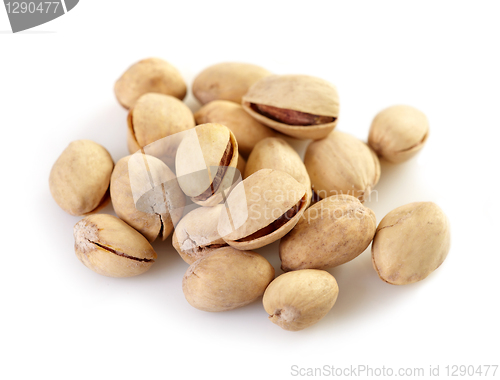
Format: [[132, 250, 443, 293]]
[[1, 1, 499, 379]]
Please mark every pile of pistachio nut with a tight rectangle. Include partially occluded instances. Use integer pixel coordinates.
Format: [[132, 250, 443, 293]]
[[49, 58, 451, 332]]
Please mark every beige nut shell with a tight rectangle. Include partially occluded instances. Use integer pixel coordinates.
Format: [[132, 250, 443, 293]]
[[263, 269, 339, 331], [372, 202, 450, 285], [114, 57, 187, 109], [182, 247, 275, 312], [74, 214, 157, 278], [192, 62, 271, 105], [305, 130, 380, 202], [49, 140, 114, 216], [242, 74, 339, 140], [368, 105, 429, 163]]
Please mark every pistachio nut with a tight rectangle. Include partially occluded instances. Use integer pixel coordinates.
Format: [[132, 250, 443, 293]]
[[263, 269, 339, 331], [172, 205, 228, 264], [218, 169, 307, 250], [236, 154, 246, 176], [192, 62, 271, 105], [368, 105, 429, 163], [175, 123, 239, 207], [194, 100, 278, 157], [304, 130, 380, 202], [74, 214, 157, 277], [280, 195, 376, 271], [110, 154, 185, 242], [49, 140, 114, 216], [372, 202, 450, 285], [114, 57, 187, 109], [244, 137, 312, 206], [242, 74, 339, 140], [182, 247, 275, 312]]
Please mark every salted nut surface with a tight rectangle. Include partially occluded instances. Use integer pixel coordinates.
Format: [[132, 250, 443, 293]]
[[110, 154, 185, 243], [182, 246, 275, 312], [49, 140, 114, 216], [114, 57, 187, 109], [305, 130, 380, 202], [192, 62, 271, 105], [368, 105, 429, 164], [218, 168, 307, 250], [280, 195, 376, 271], [242, 74, 339, 140], [175, 123, 239, 207], [263, 269, 339, 331], [372, 202, 450, 285], [74, 214, 157, 277]]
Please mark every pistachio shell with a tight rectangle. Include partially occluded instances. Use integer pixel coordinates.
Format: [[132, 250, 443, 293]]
[[280, 195, 376, 271], [368, 105, 429, 163], [218, 169, 307, 250], [192, 62, 271, 105], [194, 100, 278, 157], [263, 269, 339, 331], [244, 137, 312, 206], [74, 214, 157, 277], [305, 130, 380, 202], [172, 205, 227, 264], [372, 202, 450, 285], [49, 140, 114, 216], [242, 74, 339, 140], [236, 155, 246, 177], [182, 247, 275, 312], [114, 57, 187, 109]]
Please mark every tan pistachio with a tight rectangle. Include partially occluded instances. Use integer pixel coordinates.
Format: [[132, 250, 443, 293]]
[[242, 74, 339, 140], [236, 155, 246, 177], [305, 130, 380, 202], [192, 62, 271, 105], [372, 202, 450, 285], [114, 57, 187, 109]]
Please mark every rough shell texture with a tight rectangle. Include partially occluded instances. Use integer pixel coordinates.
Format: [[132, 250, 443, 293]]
[[244, 137, 312, 206], [49, 140, 114, 216], [280, 195, 376, 271], [305, 130, 380, 202], [110, 154, 185, 242], [368, 105, 429, 163], [263, 269, 339, 331], [114, 57, 187, 109], [372, 202, 450, 285], [74, 214, 157, 277], [194, 100, 278, 157], [218, 169, 307, 250], [192, 62, 271, 105], [242, 74, 339, 140], [182, 247, 275, 312], [172, 205, 227, 264]]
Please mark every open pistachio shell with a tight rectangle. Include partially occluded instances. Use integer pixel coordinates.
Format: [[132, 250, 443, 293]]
[[305, 130, 380, 202], [218, 169, 307, 250], [242, 74, 339, 140], [175, 123, 239, 207]]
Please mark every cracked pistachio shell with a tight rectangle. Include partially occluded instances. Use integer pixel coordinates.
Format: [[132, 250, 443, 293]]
[[368, 105, 430, 163], [242, 74, 339, 140], [305, 131, 381, 202], [372, 202, 450, 285], [175, 123, 239, 206], [49, 140, 114, 216], [110, 154, 185, 242], [194, 100, 278, 157], [192, 62, 271, 105], [182, 247, 275, 312], [280, 195, 376, 272], [263, 269, 339, 331], [172, 205, 227, 264], [114, 57, 187, 109], [218, 169, 307, 250], [244, 137, 312, 206], [74, 214, 157, 278]]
